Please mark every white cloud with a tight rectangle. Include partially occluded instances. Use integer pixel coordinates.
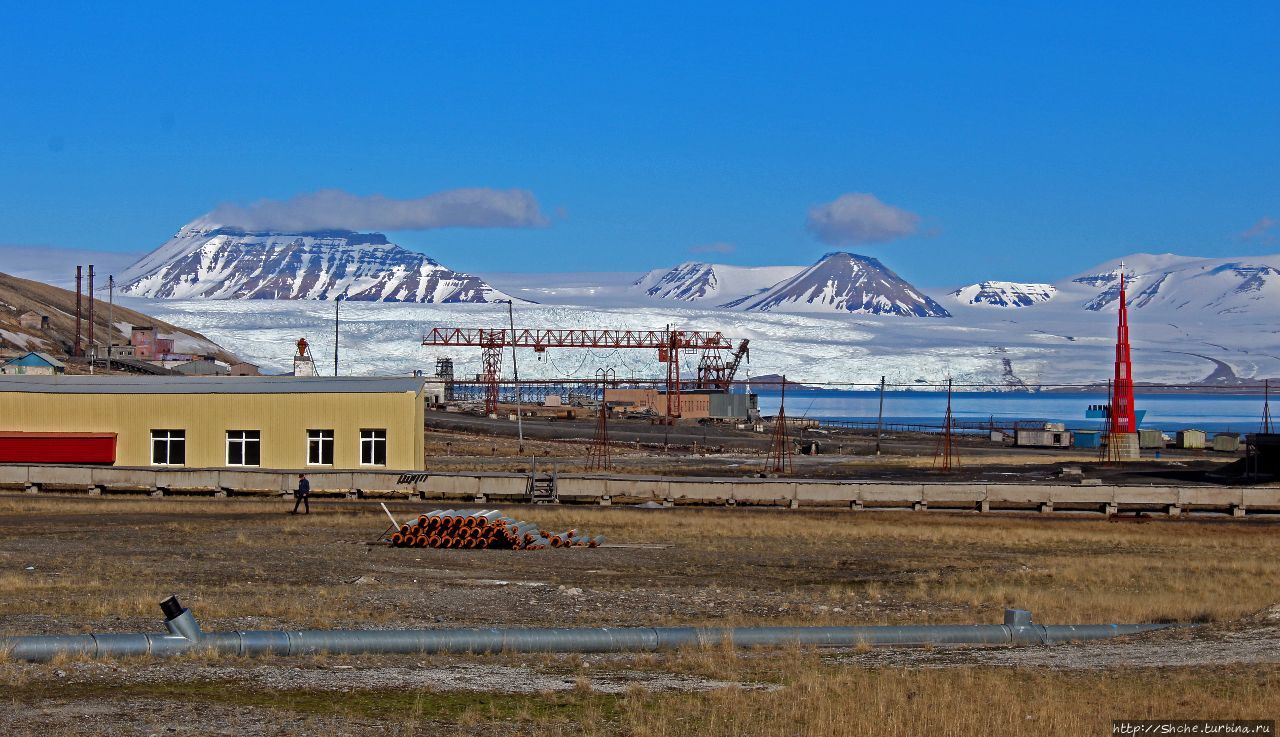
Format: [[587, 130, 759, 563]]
[[0, 245, 141, 288], [805, 193, 921, 245], [1238, 216, 1276, 242], [207, 188, 550, 233], [689, 242, 736, 255]]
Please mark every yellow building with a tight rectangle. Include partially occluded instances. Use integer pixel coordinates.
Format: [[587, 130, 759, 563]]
[[0, 375, 425, 470]]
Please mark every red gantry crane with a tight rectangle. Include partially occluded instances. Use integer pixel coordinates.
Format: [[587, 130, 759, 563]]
[[421, 327, 746, 418]]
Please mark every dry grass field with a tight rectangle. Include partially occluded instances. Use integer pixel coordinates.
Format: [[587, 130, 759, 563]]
[[0, 493, 1276, 735]]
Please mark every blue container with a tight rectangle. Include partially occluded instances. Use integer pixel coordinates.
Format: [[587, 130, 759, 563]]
[[1072, 431, 1102, 449]]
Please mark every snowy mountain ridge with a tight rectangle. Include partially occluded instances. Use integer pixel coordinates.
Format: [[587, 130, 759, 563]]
[[1060, 253, 1280, 315], [119, 219, 514, 303], [950, 281, 1056, 308], [631, 262, 804, 303], [729, 252, 952, 317]]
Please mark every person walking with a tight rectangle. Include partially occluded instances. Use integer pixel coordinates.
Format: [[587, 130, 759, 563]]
[[291, 474, 311, 515]]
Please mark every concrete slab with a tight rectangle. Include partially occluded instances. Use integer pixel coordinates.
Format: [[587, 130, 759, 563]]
[[0, 465, 31, 488], [28, 466, 94, 488], [985, 484, 1052, 504], [156, 470, 219, 492], [424, 475, 482, 497], [859, 484, 924, 503], [217, 471, 286, 493], [795, 482, 862, 503], [90, 468, 156, 490], [728, 481, 793, 503]]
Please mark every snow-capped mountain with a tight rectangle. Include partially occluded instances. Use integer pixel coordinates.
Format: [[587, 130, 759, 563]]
[[1063, 253, 1280, 315], [632, 262, 803, 303], [730, 252, 951, 317], [950, 281, 1056, 308], [119, 219, 513, 303]]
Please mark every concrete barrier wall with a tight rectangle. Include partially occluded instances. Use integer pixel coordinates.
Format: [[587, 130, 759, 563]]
[[1, 464, 1277, 514]]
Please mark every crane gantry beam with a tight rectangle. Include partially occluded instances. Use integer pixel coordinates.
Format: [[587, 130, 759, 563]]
[[422, 327, 740, 418]]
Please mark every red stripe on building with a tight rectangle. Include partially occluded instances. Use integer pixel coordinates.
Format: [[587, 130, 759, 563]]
[[0, 433, 117, 464]]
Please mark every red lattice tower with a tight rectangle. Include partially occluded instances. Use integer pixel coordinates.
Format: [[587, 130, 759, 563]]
[[1110, 272, 1137, 436]]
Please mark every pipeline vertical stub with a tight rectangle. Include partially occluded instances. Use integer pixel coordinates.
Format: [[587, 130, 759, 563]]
[[160, 596, 203, 641], [1003, 609, 1034, 628], [160, 595, 184, 621]]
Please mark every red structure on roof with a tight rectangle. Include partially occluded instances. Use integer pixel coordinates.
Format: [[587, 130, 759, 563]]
[[1110, 272, 1137, 436]]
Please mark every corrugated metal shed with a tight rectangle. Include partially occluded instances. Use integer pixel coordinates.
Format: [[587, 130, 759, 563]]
[[1138, 429, 1166, 449], [709, 393, 757, 419], [1212, 434, 1241, 452], [1176, 429, 1206, 449]]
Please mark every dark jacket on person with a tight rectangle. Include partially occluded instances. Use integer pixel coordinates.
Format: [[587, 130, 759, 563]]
[[297, 478, 311, 496]]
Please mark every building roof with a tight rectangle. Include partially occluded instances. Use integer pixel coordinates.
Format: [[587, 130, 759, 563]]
[[0, 375, 425, 395], [2, 352, 66, 369]]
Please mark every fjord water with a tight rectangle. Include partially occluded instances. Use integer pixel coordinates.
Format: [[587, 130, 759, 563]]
[[753, 388, 1271, 434]]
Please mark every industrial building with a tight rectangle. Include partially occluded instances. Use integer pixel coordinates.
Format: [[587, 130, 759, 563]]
[[0, 375, 426, 470], [1015, 423, 1072, 448], [0, 352, 65, 376], [602, 388, 758, 420]]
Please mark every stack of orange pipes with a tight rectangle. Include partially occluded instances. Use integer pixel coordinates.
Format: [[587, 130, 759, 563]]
[[388, 509, 605, 550]]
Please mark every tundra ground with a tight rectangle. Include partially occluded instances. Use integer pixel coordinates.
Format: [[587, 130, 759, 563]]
[[0, 495, 1276, 735]]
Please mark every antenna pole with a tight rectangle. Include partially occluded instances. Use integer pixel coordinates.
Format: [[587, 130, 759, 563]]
[[106, 276, 114, 372], [875, 375, 886, 456], [87, 265, 95, 358]]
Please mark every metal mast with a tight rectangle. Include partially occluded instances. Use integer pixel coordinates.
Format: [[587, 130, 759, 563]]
[[765, 376, 792, 474], [1107, 270, 1140, 460], [87, 265, 95, 357], [106, 276, 114, 372], [587, 367, 615, 471], [1110, 272, 1137, 434], [935, 378, 955, 472]]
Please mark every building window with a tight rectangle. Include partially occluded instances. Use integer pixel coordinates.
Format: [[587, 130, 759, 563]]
[[308, 429, 334, 465], [151, 430, 185, 466], [360, 429, 387, 466], [226, 430, 261, 466]]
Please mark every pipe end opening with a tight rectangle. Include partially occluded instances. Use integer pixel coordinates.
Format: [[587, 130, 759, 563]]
[[160, 595, 184, 621]]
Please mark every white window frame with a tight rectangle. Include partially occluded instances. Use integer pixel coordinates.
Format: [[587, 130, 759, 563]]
[[307, 429, 334, 466], [151, 430, 186, 466], [226, 430, 261, 467], [360, 429, 387, 466]]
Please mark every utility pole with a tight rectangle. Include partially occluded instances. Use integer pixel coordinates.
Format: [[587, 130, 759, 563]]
[[106, 276, 114, 372], [74, 265, 83, 357], [87, 265, 95, 358], [498, 299, 525, 453], [875, 375, 886, 456], [334, 295, 341, 376]]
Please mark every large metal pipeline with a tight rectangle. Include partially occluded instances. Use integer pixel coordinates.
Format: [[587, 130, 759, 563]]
[[0, 597, 1173, 663]]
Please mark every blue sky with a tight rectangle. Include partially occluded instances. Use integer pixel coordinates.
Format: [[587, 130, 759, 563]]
[[1, 2, 1277, 287]]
